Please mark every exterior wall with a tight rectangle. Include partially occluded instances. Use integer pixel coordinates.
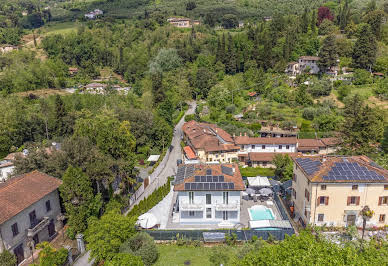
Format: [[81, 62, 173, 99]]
[[206, 151, 238, 163], [292, 165, 388, 227], [0, 190, 62, 260], [178, 191, 241, 224], [298, 59, 320, 74], [291, 164, 312, 224], [251, 161, 275, 168], [0, 165, 14, 182], [170, 21, 191, 28], [239, 144, 296, 153]]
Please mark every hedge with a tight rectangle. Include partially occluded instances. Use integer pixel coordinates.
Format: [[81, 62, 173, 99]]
[[128, 177, 174, 219]]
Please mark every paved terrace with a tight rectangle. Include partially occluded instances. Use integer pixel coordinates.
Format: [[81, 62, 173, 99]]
[[164, 192, 283, 229]]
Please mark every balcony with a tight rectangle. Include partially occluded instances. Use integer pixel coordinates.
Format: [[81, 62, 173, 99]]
[[215, 200, 239, 211], [180, 200, 204, 211], [27, 217, 50, 237]]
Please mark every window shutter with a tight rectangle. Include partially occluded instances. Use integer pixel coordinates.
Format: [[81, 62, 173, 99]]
[[347, 197, 351, 206], [356, 197, 360, 206], [317, 197, 321, 206], [378, 197, 382, 206], [325, 197, 329, 205]]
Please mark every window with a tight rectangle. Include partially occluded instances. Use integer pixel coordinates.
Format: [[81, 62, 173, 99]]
[[304, 189, 310, 202], [318, 214, 324, 222], [189, 192, 194, 204], [11, 223, 19, 237], [286, 145, 290, 149], [262, 145, 266, 149], [189, 211, 195, 217], [206, 208, 212, 219], [379, 214, 386, 222], [262, 162, 267, 167], [292, 174, 297, 182], [29, 210, 37, 227], [384, 185, 388, 190], [379, 196, 388, 205], [251, 145, 255, 149], [321, 185, 326, 190], [318, 196, 328, 205], [206, 194, 211, 205], [223, 211, 228, 220], [352, 185, 358, 190], [223, 192, 229, 204], [347, 196, 360, 206], [45, 200, 51, 212], [279, 145, 282, 150]]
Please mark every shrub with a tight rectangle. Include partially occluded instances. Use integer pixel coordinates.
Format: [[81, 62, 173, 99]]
[[34, 242, 68, 266], [302, 107, 317, 120], [353, 69, 373, 85], [0, 250, 17, 266], [120, 233, 159, 266], [185, 114, 195, 122]]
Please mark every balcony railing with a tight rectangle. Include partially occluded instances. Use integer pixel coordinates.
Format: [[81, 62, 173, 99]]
[[27, 216, 50, 237], [180, 200, 204, 211], [215, 200, 239, 211]]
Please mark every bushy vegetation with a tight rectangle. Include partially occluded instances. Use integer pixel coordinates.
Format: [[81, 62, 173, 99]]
[[120, 233, 159, 266], [33, 242, 68, 266]]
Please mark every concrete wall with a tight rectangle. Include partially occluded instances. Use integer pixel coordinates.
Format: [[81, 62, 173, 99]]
[[179, 191, 241, 224], [0, 190, 62, 259], [240, 144, 296, 153]]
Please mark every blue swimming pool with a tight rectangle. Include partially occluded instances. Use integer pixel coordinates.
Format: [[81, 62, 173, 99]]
[[248, 206, 275, 220]]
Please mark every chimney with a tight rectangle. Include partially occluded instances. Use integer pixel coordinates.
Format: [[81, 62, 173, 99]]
[[233, 133, 236, 138], [244, 132, 247, 136], [240, 132, 242, 136], [232, 167, 235, 173]]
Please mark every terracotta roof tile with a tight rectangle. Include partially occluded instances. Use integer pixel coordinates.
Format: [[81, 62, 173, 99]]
[[184, 146, 197, 160], [0, 171, 62, 224], [174, 164, 245, 191], [293, 155, 388, 183], [320, 137, 341, 146], [297, 139, 325, 149]]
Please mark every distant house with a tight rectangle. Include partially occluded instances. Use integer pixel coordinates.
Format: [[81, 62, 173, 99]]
[[285, 62, 300, 76], [85, 9, 103, 19], [167, 17, 199, 28], [285, 56, 320, 76], [238, 21, 244, 28], [173, 164, 245, 225], [297, 138, 340, 155], [0, 171, 63, 265], [68, 67, 78, 76], [258, 125, 299, 138], [84, 82, 107, 94], [0, 151, 28, 182]]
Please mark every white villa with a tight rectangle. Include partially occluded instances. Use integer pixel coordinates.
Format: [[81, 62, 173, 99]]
[[174, 164, 245, 225]]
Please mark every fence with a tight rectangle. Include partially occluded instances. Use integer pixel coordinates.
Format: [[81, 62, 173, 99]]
[[143, 228, 294, 241], [273, 193, 289, 220]]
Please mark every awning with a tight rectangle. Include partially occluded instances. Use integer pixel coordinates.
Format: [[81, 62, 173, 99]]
[[147, 155, 160, 162], [183, 146, 197, 160], [247, 176, 270, 187]]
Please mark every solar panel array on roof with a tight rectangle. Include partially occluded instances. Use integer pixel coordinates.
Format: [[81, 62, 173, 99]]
[[221, 165, 234, 176], [296, 158, 322, 175], [194, 175, 225, 182], [322, 161, 385, 181], [185, 182, 234, 190], [176, 164, 196, 184]]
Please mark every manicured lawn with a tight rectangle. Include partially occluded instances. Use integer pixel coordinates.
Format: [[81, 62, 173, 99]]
[[155, 245, 213, 266], [239, 166, 275, 177], [43, 22, 79, 35]]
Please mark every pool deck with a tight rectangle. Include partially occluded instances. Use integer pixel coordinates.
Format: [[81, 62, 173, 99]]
[[240, 198, 283, 228]]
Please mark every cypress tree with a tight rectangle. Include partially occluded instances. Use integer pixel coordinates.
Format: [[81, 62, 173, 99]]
[[301, 8, 309, 33], [55, 95, 67, 136], [382, 126, 388, 153], [352, 24, 377, 70], [318, 34, 338, 72], [311, 10, 317, 33], [221, 33, 226, 64], [225, 33, 237, 74]]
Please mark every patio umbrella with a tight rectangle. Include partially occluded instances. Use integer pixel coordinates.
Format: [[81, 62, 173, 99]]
[[258, 188, 273, 196], [137, 213, 158, 229], [246, 188, 256, 195]]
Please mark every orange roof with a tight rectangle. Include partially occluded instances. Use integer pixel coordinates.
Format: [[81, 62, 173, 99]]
[[174, 163, 245, 191], [0, 171, 62, 224], [297, 139, 325, 149], [3, 152, 25, 161], [248, 92, 257, 97], [293, 155, 388, 183], [184, 146, 197, 160], [320, 137, 341, 147]]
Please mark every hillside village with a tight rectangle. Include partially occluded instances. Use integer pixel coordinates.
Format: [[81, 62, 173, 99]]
[[0, 0, 388, 265]]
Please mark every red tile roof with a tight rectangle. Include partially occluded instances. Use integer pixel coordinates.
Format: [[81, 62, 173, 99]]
[[0, 171, 62, 224], [174, 163, 245, 191], [235, 136, 297, 145], [3, 152, 25, 161], [320, 137, 341, 147], [300, 56, 320, 61], [184, 146, 197, 160], [297, 139, 325, 150], [293, 155, 388, 183]]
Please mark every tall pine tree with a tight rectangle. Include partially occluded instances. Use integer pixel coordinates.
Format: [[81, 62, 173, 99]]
[[318, 34, 338, 72], [352, 24, 377, 70], [301, 8, 309, 33], [225, 33, 237, 74], [311, 10, 317, 33]]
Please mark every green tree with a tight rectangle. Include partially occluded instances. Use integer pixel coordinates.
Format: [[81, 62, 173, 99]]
[[120, 233, 159, 266], [105, 253, 144, 266], [34, 242, 68, 266], [149, 48, 182, 74], [301, 8, 310, 33], [352, 24, 377, 70], [311, 10, 317, 33], [364, 10, 384, 40], [221, 14, 238, 29], [85, 209, 136, 262], [382, 126, 388, 153], [295, 85, 314, 106], [60, 166, 102, 238], [318, 34, 338, 72], [341, 94, 384, 154], [225, 34, 237, 74], [0, 250, 17, 266], [273, 154, 293, 182]]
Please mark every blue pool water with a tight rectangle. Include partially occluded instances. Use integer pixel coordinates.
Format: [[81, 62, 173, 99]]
[[249, 207, 275, 220]]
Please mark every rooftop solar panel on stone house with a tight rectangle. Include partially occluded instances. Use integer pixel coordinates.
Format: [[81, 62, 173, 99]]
[[322, 160, 385, 181]]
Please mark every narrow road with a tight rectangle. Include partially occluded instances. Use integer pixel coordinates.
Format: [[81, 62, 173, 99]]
[[125, 101, 196, 214]]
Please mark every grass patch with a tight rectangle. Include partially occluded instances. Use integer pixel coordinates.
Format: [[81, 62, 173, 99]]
[[239, 166, 275, 177], [42, 22, 79, 36], [155, 245, 213, 266]]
